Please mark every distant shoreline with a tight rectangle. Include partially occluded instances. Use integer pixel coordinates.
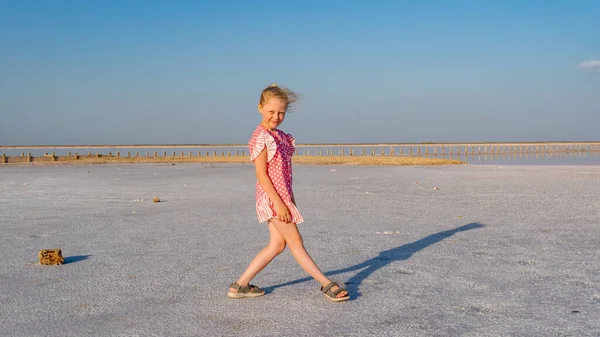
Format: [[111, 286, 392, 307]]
[[0, 154, 465, 166], [2, 141, 600, 149]]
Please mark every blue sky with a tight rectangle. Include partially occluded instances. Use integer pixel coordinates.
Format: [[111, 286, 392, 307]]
[[0, 0, 598, 145]]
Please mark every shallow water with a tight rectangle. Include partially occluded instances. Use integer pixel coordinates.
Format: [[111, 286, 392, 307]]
[[464, 151, 600, 165]]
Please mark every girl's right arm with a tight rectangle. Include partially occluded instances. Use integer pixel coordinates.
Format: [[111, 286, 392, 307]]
[[253, 148, 291, 223]]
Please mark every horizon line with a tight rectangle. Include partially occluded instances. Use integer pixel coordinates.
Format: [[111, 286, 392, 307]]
[[2, 140, 600, 149]]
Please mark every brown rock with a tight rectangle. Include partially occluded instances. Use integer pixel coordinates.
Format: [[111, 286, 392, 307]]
[[39, 249, 64, 265], [153, 197, 160, 203]]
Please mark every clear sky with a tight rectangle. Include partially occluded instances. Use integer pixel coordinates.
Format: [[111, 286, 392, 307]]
[[1, 0, 599, 145]]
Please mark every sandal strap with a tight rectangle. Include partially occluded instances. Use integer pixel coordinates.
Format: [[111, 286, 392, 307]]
[[230, 282, 262, 294], [330, 287, 344, 295], [321, 281, 338, 294], [245, 284, 262, 293]]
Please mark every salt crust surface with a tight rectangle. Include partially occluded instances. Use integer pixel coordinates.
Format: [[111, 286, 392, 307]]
[[1, 163, 599, 336]]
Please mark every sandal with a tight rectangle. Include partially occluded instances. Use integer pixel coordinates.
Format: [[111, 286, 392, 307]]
[[321, 281, 350, 302], [227, 282, 265, 299]]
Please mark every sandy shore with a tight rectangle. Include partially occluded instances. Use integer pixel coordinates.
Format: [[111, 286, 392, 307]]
[[1, 163, 598, 336]]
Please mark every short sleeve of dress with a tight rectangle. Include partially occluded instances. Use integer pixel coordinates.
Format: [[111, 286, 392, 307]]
[[249, 129, 277, 162], [285, 133, 296, 155]]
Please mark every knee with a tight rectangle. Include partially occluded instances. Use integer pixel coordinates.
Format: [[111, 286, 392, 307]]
[[286, 235, 304, 250], [269, 240, 286, 254]]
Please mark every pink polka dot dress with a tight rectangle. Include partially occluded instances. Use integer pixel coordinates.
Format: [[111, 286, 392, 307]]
[[248, 125, 304, 224]]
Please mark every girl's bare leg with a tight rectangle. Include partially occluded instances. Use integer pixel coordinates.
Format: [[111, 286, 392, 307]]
[[230, 221, 286, 293], [271, 219, 348, 298]]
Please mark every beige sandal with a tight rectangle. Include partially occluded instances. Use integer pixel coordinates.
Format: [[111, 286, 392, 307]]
[[321, 281, 350, 302], [227, 282, 265, 299]]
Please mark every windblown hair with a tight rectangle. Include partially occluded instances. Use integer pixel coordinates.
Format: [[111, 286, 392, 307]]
[[258, 84, 300, 110]]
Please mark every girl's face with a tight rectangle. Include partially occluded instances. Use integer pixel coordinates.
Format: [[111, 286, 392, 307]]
[[258, 97, 287, 131]]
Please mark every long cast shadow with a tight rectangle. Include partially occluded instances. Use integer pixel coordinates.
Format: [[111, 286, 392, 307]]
[[63, 255, 92, 264], [263, 222, 485, 299]]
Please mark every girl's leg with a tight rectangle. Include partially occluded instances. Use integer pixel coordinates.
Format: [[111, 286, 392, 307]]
[[271, 219, 348, 298], [230, 221, 286, 293]]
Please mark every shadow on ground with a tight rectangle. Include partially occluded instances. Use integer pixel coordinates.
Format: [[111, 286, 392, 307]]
[[263, 222, 485, 299], [63, 255, 92, 264]]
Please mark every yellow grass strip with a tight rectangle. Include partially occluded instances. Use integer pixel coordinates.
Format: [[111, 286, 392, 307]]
[[3, 154, 464, 166]]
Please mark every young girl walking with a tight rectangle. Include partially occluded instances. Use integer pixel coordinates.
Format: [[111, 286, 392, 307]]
[[227, 84, 350, 302]]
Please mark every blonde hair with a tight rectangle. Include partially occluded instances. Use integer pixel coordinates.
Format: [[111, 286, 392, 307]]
[[259, 84, 300, 110]]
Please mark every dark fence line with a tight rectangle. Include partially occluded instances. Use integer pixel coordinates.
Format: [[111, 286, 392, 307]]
[[2, 143, 600, 164], [2, 141, 600, 150], [1, 150, 246, 164]]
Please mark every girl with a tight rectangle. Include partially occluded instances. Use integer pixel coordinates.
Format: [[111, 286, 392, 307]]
[[227, 84, 350, 302]]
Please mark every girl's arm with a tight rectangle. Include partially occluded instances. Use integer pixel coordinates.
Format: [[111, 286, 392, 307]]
[[253, 148, 291, 223]]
